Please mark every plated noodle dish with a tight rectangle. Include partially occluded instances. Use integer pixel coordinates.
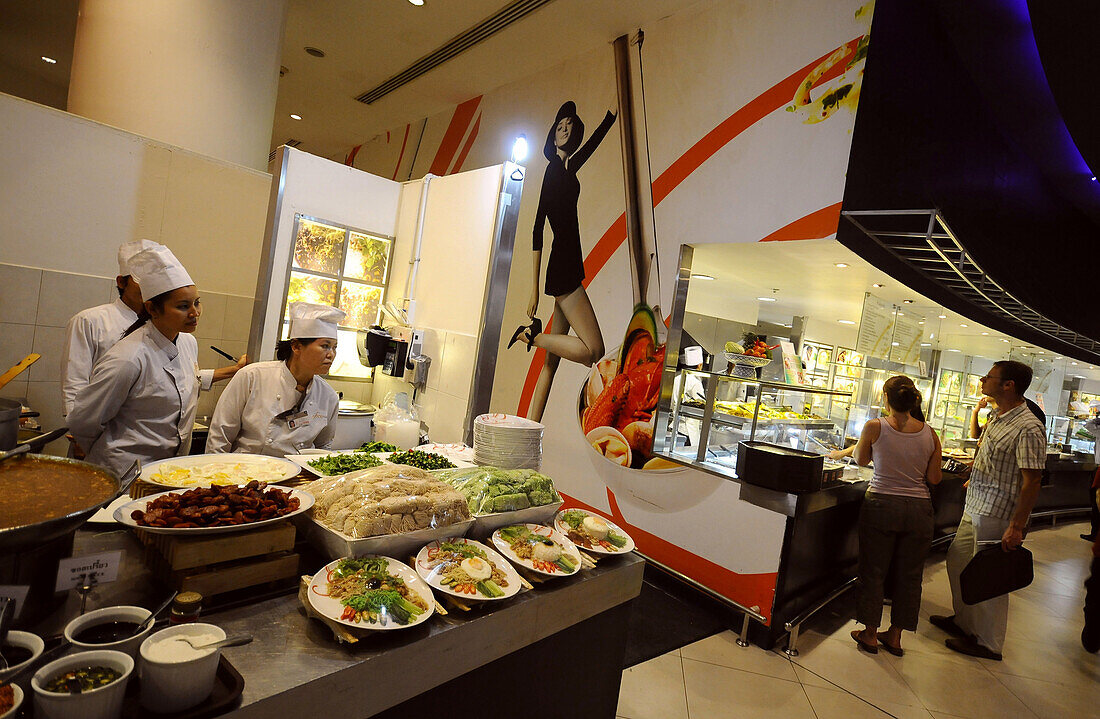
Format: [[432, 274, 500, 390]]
[[309, 556, 434, 629], [491, 523, 581, 577], [415, 538, 520, 600], [554, 509, 635, 555]]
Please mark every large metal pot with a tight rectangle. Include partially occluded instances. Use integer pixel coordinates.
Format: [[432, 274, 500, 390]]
[[0, 398, 19, 451], [0, 454, 138, 627], [0, 454, 138, 554]]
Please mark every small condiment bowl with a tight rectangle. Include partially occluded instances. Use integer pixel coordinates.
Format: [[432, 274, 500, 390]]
[[64, 605, 152, 659], [1, 683, 24, 719], [31, 649, 133, 719], [0, 630, 45, 682], [139, 623, 225, 713]]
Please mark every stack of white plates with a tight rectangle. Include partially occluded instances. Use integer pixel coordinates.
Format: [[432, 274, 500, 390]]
[[473, 413, 544, 469]]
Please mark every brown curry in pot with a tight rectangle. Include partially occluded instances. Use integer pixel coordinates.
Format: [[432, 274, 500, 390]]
[[0, 456, 116, 530]]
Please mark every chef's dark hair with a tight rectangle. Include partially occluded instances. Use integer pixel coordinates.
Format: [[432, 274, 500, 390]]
[[276, 338, 319, 361], [884, 375, 923, 415], [116, 275, 130, 299], [544, 101, 584, 160], [121, 291, 172, 337]]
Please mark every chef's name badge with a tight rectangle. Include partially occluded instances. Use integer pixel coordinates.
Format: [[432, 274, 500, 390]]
[[286, 410, 309, 429]]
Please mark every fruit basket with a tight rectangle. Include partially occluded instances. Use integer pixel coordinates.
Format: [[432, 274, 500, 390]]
[[724, 352, 772, 378]]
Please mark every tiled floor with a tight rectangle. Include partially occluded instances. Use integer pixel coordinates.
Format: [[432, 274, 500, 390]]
[[617, 521, 1099, 719]]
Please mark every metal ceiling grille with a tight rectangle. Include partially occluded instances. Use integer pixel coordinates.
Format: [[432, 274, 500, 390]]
[[268, 139, 302, 164], [843, 209, 1100, 357], [355, 0, 556, 104]]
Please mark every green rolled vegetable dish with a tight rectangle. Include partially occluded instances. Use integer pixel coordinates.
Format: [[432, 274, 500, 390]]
[[436, 467, 561, 515]]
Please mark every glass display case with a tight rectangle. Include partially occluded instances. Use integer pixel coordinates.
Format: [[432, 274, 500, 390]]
[[1067, 418, 1097, 455], [1046, 415, 1070, 450], [930, 368, 977, 442], [653, 369, 852, 479]]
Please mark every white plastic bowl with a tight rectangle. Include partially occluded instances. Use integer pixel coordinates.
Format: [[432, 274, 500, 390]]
[[139, 623, 225, 713], [64, 605, 152, 659], [31, 649, 133, 719], [0, 629, 45, 682], [0, 683, 24, 719]]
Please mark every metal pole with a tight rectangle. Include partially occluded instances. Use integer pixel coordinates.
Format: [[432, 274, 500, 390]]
[[736, 613, 751, 647], [785, 624, 800, 657]]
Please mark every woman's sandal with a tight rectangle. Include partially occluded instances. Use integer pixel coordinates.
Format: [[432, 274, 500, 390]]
[[851, 629, 878, 654], [507, 317, 543, 352], [876, 632, 904, 657]]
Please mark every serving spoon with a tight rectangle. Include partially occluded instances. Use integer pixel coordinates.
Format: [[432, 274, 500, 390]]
[[129, 591, 178, 639], [0, 426, 69, 464], [179, 633, 253, 651]]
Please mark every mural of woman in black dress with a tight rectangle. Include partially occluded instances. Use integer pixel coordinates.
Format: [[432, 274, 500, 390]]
[[508, 101, 617, 422]]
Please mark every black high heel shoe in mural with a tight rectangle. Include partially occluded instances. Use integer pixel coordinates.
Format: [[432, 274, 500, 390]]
[[507, 317, 543, 352]]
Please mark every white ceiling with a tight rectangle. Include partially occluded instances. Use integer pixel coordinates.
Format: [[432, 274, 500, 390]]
[[272, 0, 702, 159], [687, 240, 1100, 382]]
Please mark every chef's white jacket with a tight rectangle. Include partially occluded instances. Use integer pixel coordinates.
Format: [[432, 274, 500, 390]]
[[205, 360, 339, 456], [1081, 418, 1100, 464], [61, 298, 213, 415], [69, 324, 200, 477]]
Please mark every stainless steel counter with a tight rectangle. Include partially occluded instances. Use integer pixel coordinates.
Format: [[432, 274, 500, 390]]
[[37, 528, 644, 718]]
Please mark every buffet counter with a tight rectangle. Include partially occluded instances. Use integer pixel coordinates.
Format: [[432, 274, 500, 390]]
[[31, 528, 644, 718]]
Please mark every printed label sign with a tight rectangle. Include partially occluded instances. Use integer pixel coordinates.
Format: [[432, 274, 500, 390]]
[[55, 551, 123, 592]]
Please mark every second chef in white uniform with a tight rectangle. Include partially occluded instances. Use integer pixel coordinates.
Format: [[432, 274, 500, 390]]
[[205, 302, 342, 456], [69, 244, 203, 477]]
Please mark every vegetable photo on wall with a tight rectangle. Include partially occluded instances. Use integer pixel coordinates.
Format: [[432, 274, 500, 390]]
[[293, 219, 345, 275]]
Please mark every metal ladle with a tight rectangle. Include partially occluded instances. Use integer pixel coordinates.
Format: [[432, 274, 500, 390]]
[[0, 426, 70, 463]]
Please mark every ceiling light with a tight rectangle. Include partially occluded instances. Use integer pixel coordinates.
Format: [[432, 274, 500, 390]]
[[41, 56, 57, 64], [981, 332, 989, 335], [834, 263, 848, 268], [1039, 358, 1044, 362], [408, 0, 425, 4], [511, 134, 528, 162], [1055, 356, 1062, 360], [290, 113, 302, 120], [918, 321, 925, 325], [891, 342, 900, 346], [837, 319, 856, 325], [903, 299, 913, 304], [946, 349, 961, 352], [938, 314, 947, 319], [1092, 176, 1098, 182], [872, 283, 884, 288], [757, 297, 777, 302], [1002, 339, 1010, 343], [304, 46, 326, 57], [920, 343, 931, 347], [691, 274, 714, 280], [959, 324, 968, 328], [1072, 362, 1078, 365]]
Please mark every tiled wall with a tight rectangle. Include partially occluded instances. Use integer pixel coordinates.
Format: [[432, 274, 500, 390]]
[[366, 327, 479, 445], [0, 262, 252, 454]]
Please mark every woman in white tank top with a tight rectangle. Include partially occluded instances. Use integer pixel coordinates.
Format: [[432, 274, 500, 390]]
[[850, 375, 943, 656]]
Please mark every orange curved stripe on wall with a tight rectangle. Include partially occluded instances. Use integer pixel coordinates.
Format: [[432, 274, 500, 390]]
[[758, 201, 843, 242], [392, 124, 411, 180], [559, 488, 778, 623], [430, 96, 483, 176], [452, 113, 482, 174]]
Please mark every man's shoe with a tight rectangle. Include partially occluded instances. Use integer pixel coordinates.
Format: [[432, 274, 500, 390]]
[[945, 636, 1002, 661], [1081, 533, 1097, 542], [929, 614, 971, 640]]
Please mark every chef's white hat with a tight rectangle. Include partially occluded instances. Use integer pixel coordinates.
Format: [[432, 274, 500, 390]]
[[117, 239, 159, 276], [128, 245, 195, 299], [289, 302, 345, 339]]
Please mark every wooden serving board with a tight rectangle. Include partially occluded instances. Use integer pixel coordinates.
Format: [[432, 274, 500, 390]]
[[138, 522, 300, 597]]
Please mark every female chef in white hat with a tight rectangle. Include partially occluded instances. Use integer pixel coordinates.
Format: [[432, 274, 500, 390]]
[[69, 244, 203, 476], [205, 302, 342, 456]]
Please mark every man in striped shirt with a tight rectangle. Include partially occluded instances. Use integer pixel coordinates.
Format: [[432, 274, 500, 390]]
[[931, 360, 1046, 660]]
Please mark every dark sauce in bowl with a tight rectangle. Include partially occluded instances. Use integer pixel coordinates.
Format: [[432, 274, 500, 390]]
[[74, 621, 142, 645], [0, 642, 33, 665]]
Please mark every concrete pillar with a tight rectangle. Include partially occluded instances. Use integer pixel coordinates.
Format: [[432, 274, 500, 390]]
[[67, 0, 287, 171]]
